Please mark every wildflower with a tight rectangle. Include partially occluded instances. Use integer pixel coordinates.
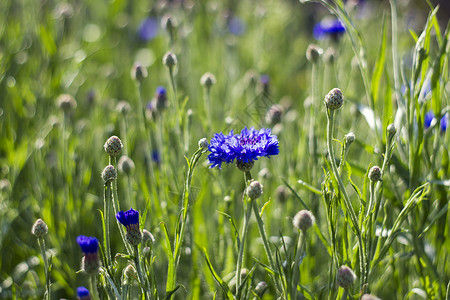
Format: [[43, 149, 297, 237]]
[[101, 165, 117, 183], [155, 86, 168, 111], [104, 136, 123, 157], [368, 166, 382, 182], [313, 18, 346, 40], [246, 180, 263, 200], [424, 110, 435, 129], [227, 16, 246, 35], [337, 265, 356, 289], [207, 127, 279, 170], [137, 17, 159, 42], [293, 210, 315, 232], [441, 113, 448, 133], [151, 150, 161, 165], [325, 88, 343, 110], [31, 219, 48, 238], [76, 286, 92, 300], [116, 208, 143, 246], [76, 236, 100, 275], [118, 156, 135, 175]]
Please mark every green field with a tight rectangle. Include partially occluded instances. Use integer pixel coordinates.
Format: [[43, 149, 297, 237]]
[[0, 0, 449, 299]]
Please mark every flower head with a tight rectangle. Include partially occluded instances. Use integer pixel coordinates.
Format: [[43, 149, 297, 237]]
[[313, 18, 346, 40], [155, 86, 168, 111], [207, 127, 279, 169], [76, 236, 99, 254], [76, 286, 91, 300], [424, 110, 435, 129], [293, 210, 315, 231], [337, 265, 356, 289], [116, 208, 142, 246]]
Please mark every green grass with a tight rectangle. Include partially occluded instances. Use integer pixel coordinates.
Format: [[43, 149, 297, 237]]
[[0, 0, 449, 299]]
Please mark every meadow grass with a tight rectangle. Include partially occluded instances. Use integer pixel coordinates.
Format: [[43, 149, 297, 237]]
[[0, 0, 449, 299]]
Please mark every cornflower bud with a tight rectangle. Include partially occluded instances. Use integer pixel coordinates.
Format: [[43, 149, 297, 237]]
[[155, 86, 168, 111], [142, 229, 155, 246], [200, 72, 216, 88], [265, 104, 283, 126], [344, 132, 355, 145], [32, 219, 48, 238], [293, 210, 315, 232], [131, 63, 148, 82], [368, 166, 382, 182], [325, 88, 344, 110], [123, 264, 136, 284], [57, 94, 77, 113], [116, 101, 131, 115], [323, 47, 336, 64], [337, 265, 356, 289], [255, 281, 268, 297], [246, 180, 263, 200], [163, 52, 177, 68], [161, 14, 176, 31], [306, 44, 323, 64], [101, 165, 117, 183], [118, 156, 135, 175], [387, 123, 396, 138], [104, 136, 123, 157], [198, 138, 209, 150]]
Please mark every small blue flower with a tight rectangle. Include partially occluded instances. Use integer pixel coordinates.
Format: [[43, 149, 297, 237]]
[[441, 113, 448, 133], [76, 286, 90, 299], [208, 127, 279, 169], [313, 18, 346, 40], [424, 110, 435, 129], [156, 86, 167, 101], [151, 150, 161, 164], [228, 16, 245, 35], [76, 236, 99, 254], [138, 18, 159, 42], [116, 208, 140, 228]]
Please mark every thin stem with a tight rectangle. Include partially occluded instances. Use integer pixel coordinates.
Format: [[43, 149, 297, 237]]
[[291, 230, 306, 299], [326, 110, 366, 291], [134, 245, 150, 300], [90, 276, 100, 300], [236, 198, 252, 299], [168, 67, 181, 138], [104, 184, 112, 268], [204, 86, 212, 135], [38, 238, 50, 300], [340, 289, 349, 300]]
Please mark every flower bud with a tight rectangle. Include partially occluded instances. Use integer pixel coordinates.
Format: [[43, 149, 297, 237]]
[[368, 166, 382, 182], [255, 281, 268, 297], [236, 160, 254, 172], [155, 86, 168, 111], [104, 136, 123, 157], [142, 229, 155, 245], [325, 88, 344, 110], [131, 63, 148, 82], [57, 94, 77, 113], [200, 72, 216, 88], [161, 14, 176, 31], [118, 156, 135, 175], [163, 52, 177, 68], [246, 180, 263, 200], [143, 246, 151, 259], [275, 185, 288, 203], [123, 264, 136, 284], [293, 210, 314, 232], [323, 47, 336, 64], [101, 165, 117, 183], [344, 132, 355, 145], [265, 104, 283, 126], [198, 138, 209, 150], [306, 44, 323, 64], [387, 123, 396, 138], [32, 219, 48, 238], [361, 294, 381, 300], [76, 286, 91, 300], [337, 265, 356, 289], [116, 101, 131, 115]]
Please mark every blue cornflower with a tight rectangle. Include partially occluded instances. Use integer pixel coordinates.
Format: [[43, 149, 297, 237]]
[[76, 236, 100, 275], [208, 127, 279, 170], [155, 86, 168, 111], [313, 18, 346, 40], [441, 113, 448, 133], [76, 286, 91, 300], [116, 208, 142, 246], [76, 236, 99, 254], [137, 18, 159, 42], [424, 110, 435, 129], [228, 16, 246, 35]]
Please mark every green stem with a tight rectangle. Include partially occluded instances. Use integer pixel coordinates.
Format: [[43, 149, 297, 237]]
[[236, 198, 252, 299], [38, 238, 50, 300], [90, 275, 100, 300], [104, 184, 112, 269], [134, 245, 150, 300], [291, 230, 306, 299], [326, 110, 366, 290], [204, 86, 212, 135], [340, 289, 349, 300]]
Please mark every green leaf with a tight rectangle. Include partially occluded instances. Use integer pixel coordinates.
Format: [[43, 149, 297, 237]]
[[202, 248, 235, 300], [371, 14, 387, 106]]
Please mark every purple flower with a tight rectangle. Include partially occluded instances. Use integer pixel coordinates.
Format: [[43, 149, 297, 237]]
[[424, 110, 435, 129], [228, 16, 245, 35], [313, 18, 346, 40], [138, 18, 159, 42], [208, 127, 279, 169], [156, 86, 167, 101], [77, 287, 91, 300], [151, 150, 161, 164], [76, 236, 99, 254], [441, 113, 448, 133]]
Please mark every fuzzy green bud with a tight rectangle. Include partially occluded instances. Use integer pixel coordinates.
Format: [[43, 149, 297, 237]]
[[116, 101, 131, 115], [198, 138, 209, 150], [118, 155, 135, 175], [123, 264, 136, 284], [142, 229, 155, 246], [387, 123, 396, 138], [323, 47, 336, 64], [200, 72, 216, 88], [57, 94, 77, 113], [32, 219, 48, 238], [246, 180, 263, 200], [163, 52, 177, 68], [337, 265, 356, 289], [368, 166, 382, 182], [293, 210, 314, 232], [306, 44, 323, 64], [101, 165, 117, 183], [325, 88, 344, 110], [131, 63, 148, 82], [236, 160, 254, 172], [344, 132, 355, 145], [104, 136, 123, 157], [255, 281, 268, 297]]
